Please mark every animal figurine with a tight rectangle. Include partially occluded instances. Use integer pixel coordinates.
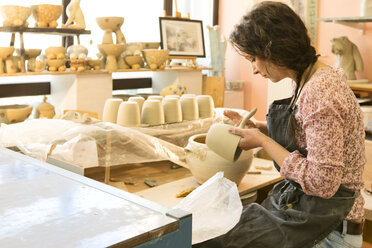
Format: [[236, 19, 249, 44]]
[[330, 36, 363, 80], [62, 0, 86, 30]]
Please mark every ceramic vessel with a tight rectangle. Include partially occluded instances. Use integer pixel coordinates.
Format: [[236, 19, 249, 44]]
[[31, 4, 62, 28], [142, 49, 169, 69], [164, 94, 180, 99], [35, 96, 55, 118], [98, 44, 125, 71], [116, 101, 141, 127], [96, 17, 126, 44], [147, 95, 163, 101], [0, 104, 33, 124], [87, 59, 101, 70], [45, 46, 66, 60], [46, 59, 66, 71], [16, 49, 41, 72], [141, 99, 164, 125], [127, 96, 145, 114], [162, 97, 182, 123], [0, 47, 15, 73], [124, 42, 143, 56], [102, 98, 123, 123], [180, 96, 199, 121], [185, 133, 253, 185], [141, 42, 160, 49], [206, 108, 257, 162], [197, 95, 215, 118], [124, 55, 143, 69], [0, 5, 31, 27]]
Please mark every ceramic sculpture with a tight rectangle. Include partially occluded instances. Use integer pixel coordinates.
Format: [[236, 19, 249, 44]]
[[361, 0, 372, 16], [98, 44, 125, 71], [16, 49, 41, 72], [96, 17, 126, 45], [331, 36, 363, 80], [35, 96, 55, 119], [67, 45, 88, 71], [62, 0, 86, 29], [207, 25, 227, 77]]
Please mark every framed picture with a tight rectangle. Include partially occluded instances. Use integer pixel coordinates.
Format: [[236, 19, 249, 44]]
[[159, 17, 205, 57]]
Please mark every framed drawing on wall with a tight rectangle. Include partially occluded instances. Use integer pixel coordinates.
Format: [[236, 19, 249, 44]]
[[159, 17, 205, 57]]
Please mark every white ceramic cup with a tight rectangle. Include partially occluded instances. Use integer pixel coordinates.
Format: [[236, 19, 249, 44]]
[[162, 97, 182, 123], [128, 96, 145, 114], [116, 101, 141, 127], [164, 94, 180, 99], [196, 95, 215, 118], [147, 95, 163, 101], [206, 108, 257, 162], [180, 96, 199, 121], [181, 94, 196, 98], [141, 99, 165, 125], [102, 98, 123, 123]]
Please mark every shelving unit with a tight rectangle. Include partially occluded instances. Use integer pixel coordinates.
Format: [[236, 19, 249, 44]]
[[0, 26, 91, 72], [317, 16, 372, 34]]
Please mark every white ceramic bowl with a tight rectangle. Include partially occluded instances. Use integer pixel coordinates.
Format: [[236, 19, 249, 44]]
[[185, 133, 253, 185], [0, 104, 33, 124], [116, 101, 141, 127]]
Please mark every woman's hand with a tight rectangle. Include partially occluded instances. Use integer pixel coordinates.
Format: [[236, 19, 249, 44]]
[[224, 110, 257, 128], [228, 127, 265, 150]]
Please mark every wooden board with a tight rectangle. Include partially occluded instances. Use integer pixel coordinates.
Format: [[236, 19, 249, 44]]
[[135, 158, 282, 207]]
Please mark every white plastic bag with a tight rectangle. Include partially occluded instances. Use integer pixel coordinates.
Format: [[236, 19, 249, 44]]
[[174, 172, 243, 244]]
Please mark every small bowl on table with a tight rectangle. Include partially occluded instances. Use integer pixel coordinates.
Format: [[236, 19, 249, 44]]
[[0, 104, 33, 124]]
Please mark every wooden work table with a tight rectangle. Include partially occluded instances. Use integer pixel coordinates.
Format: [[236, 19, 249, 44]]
[[84, 157, 282, 208]]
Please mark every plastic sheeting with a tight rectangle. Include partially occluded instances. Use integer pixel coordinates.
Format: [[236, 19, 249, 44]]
[[0, 108, 249, 168]]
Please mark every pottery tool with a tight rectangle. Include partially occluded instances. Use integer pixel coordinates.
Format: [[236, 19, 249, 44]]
[[206, 107, 257, 162]]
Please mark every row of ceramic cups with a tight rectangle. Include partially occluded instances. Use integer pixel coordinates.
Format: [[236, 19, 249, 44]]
[[103, 94, 215, 126]]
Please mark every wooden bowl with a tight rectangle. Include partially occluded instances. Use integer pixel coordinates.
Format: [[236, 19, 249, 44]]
[[96, 17, 124, 31], [0, 104, 33, 124], [0, 5, 31, 26], [142, 49, 169, 69], [31, 4, 62, 27]]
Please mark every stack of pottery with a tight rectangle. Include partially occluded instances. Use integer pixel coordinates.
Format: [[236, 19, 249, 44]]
[[0, 5, 31, 26], [67, 45, 88, 72], [96, 17, 126, 71], [102, 94, 215, 127], [45, 46, 66, 72]]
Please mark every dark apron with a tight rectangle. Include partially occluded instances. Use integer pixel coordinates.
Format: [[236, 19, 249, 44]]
[[193, 65, 358, 248]]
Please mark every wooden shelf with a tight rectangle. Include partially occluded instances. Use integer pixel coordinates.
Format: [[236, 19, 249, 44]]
[[317, 16, 372, 33], [348, 83, 372, 92], [0, 26, 91, 36]]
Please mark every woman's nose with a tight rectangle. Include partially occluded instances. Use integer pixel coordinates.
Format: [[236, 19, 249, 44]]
[[252, 64, 259, 74]]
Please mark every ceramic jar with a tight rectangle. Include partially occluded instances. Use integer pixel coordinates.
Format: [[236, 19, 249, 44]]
[[128, 96, 145, 115], [185, 133, 253, 185]]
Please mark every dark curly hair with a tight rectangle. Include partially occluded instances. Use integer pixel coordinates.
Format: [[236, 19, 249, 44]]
[[230, 1, 317, 84]]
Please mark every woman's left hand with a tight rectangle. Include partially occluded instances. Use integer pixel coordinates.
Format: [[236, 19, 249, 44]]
[[228, 127, 265, 150]]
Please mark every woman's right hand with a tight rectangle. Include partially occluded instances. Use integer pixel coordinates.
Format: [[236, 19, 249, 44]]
[[224, 110, 257, 128]]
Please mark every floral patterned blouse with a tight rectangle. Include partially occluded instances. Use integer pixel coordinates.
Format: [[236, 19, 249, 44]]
[[280, 66, 366, 220]]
